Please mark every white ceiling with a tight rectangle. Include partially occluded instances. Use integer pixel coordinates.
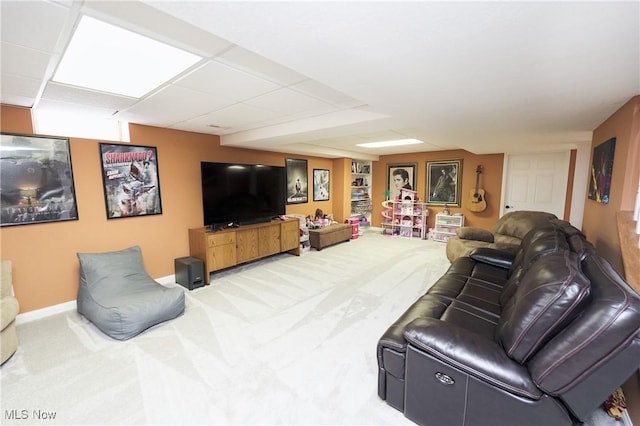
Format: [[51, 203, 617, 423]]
[[1, 1, 638, 160]]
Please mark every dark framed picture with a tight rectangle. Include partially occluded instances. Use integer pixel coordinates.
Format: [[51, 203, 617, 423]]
[[588, 137, 616, 204], [426, 159, 463, 206], [99, 143, 162, 219], [1, 133, 79, 227], [387, 163, 417, 200], [286, 158, 308, 204], [313, 169, 330, 201]]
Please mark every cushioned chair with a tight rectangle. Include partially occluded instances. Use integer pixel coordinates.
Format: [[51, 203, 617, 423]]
[[445, 210, 558, 262], [1, 260, 20, 365], [77, 246, 185, 340]]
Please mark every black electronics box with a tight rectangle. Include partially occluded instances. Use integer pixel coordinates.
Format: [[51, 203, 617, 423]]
[[174, 256, 205, 290]]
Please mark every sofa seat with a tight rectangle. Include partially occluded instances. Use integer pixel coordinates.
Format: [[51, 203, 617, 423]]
[[378, 220, 640, 426]]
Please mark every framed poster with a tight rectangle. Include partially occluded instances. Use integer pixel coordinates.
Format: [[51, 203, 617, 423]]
[[99, 143, 163, 218], [588, 137, 616, 204], [313, 169, 330, 201], [286, 158, 308, 204], [426, 159, 462, 206], [387, 163, 417, 200], [0, 133, 79, 227]]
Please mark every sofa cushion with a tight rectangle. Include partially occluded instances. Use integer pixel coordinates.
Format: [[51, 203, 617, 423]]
[[456, 227, 494, 242], [491, 211, 557, 241], [498, 251, 590, 364]]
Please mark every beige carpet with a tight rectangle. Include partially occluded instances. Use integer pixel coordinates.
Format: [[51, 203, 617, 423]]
[[0, 231, 624, 425]]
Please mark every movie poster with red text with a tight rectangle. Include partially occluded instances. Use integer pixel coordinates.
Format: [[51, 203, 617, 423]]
[[99, 143, 163, 219]]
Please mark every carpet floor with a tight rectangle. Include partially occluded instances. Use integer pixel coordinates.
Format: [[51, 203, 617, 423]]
[[0, 231, 623, 425]]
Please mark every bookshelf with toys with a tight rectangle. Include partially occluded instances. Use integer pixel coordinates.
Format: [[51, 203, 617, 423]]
[[381, 188, 429, 239], [350, 160, 372, 233]]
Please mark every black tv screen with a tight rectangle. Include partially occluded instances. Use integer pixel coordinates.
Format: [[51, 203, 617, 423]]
[[201, 162, 286, 227]]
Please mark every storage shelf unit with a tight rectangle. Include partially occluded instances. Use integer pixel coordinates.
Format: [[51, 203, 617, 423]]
[[433, 213, 465, 242], [350, 160, 372, 231], [381, 191, 429, 239]]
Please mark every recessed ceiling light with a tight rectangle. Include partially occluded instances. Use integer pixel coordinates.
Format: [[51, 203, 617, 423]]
[[53, 16, 202, 98], [357, 138, 424, 148]]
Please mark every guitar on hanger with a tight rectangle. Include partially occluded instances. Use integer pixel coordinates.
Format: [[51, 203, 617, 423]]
[[467, 165, 487, 212]]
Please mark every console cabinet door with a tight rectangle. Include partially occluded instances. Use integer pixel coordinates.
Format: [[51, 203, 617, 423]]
[[280, 220, 300, 251], [259, 224, 281, 257], [236, 228, 259, 263], [207, 232, 236, 272]]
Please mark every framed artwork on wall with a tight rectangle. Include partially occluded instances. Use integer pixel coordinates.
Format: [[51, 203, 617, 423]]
[[588, 137, 616, 204], [0, 133, 79, 227], [313, 169, 330, 201], [99, 143, 163, 219], [387, 163, 417, 200], [426, 159, 463, 206], [286, 158, 308, 204]]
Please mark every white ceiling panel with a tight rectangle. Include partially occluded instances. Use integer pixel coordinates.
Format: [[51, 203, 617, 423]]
[[41, 82, 138, 114], [116, 85, 236, 126], [185, 102, 283, 130], [1, 43, 51, 80], [0, 0, 70, 52], [215, 46, 308, 86], [243, 87, 336, 116], [174, 61, 280, 102], [0, 74, 42, 106]]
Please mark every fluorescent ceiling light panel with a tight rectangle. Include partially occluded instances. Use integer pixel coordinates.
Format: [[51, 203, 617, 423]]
[[53, 16, 202, 98], [357, 138, 424, 148]]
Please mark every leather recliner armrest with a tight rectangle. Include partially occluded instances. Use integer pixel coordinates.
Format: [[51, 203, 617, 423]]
[[469, 247, 516, 269], [403, 318, 542, 400]]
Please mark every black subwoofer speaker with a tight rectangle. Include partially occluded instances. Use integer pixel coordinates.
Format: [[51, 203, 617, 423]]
[[174, 256, 205, 290]]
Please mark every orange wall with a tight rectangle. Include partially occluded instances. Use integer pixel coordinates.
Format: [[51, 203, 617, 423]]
[[0, 105, 342, 313], [582, 95, 640, 274], [372, 150, 504, 230]]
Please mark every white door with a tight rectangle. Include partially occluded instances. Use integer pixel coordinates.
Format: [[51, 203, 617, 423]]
[[501, 151, 570, 218]]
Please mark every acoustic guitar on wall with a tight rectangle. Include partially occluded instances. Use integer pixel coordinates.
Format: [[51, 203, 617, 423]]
[[468, 165, 487, 212]]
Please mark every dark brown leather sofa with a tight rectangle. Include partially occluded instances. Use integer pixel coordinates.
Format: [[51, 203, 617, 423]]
[[377, 218, 640, 426]]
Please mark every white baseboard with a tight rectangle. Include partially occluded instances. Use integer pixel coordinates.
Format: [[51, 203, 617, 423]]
[[16, 300, 76, 325], [15, 274, 177, 326]]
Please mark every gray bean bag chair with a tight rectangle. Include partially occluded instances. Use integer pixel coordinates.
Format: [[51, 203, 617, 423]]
[[77, 246, 185, 340]]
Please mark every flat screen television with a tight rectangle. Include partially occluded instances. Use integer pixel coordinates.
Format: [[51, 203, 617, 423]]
[[200, 162, 286, 228]]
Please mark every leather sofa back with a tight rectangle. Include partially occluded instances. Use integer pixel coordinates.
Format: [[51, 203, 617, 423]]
[[491, 211, 558, 243], [528, 253, 640, 419], [500, 227, 569, 306], [498, 250, 591, 364]]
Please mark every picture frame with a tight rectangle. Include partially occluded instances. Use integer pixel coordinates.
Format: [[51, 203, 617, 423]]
[[588, 137, 616, 204], [286, 158, 308, 204], [387, 163, 417, 200], [426, 159, 463, 206], [99, 143, 163, 219], [1, 133, 79, 227], [313, 168, 330, 201]]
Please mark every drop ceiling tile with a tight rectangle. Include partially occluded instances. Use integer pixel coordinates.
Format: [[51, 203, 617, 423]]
[[291, 80, 364, 108], [216, 46, 308, 86], [0, 74, 41, 103], [36, 98, 123, 118], [42, 82, 137, 112], [116, 85, 236, 126], [243, 88, 333, 116], [185, 103, 282, 129], [0, 1, 70, 52], [175, 60, 279, 102], [1, 42, 51, 80]]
